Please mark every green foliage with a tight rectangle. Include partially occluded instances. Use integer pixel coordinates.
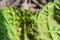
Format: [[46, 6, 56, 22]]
[[0, 7, 20, 40], [38, 2, 60, 40], [0, 0, 60, 40], [19, 9, 39, 40]]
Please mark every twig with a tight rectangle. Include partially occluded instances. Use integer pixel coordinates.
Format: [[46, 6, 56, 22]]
[[32, 0, 43, 7]]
